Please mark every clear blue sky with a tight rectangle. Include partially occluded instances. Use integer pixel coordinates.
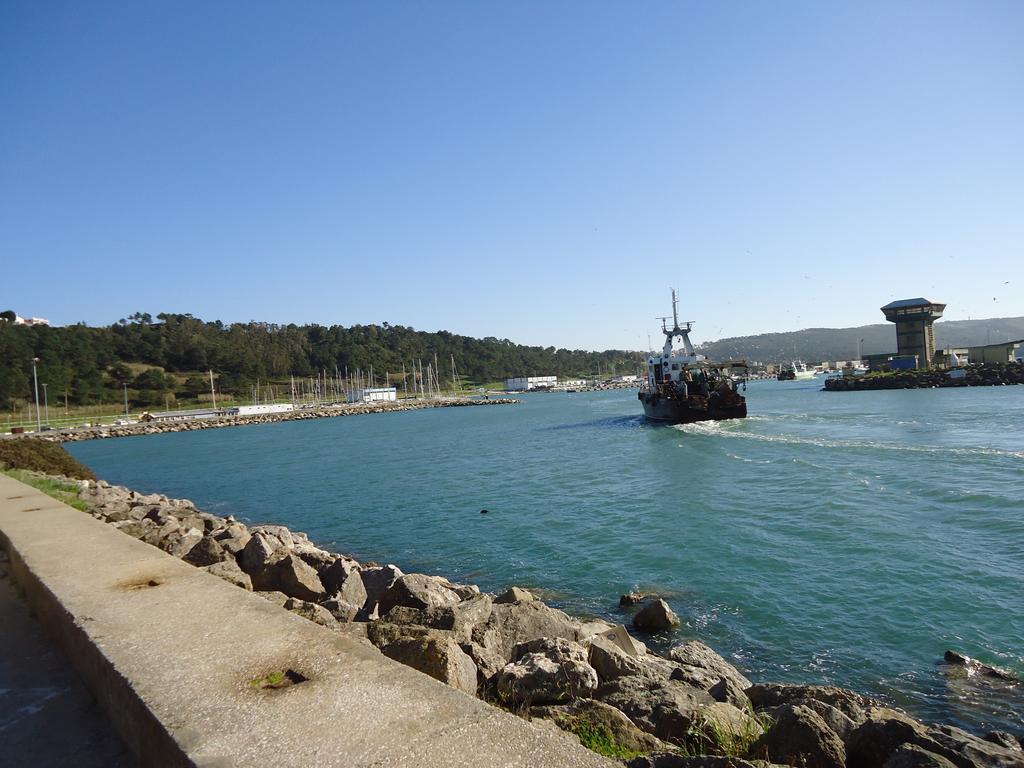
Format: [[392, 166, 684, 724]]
[[2, 2, 1021, 350]]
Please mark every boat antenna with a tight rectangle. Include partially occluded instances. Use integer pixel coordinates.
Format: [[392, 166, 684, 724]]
[[672, 288, 680, 331]]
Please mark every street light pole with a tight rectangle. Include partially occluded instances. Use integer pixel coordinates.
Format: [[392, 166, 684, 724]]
[[31, 358, 41, 432], [42, 382, 49, 426], [123, 383, 129, 418]]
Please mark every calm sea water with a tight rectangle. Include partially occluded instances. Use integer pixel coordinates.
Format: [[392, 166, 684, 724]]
[[68, 382, 1024, 735]]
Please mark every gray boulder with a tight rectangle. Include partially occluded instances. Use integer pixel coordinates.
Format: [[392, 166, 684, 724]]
[[212, 523, 251, 556], [271, 553, 327, 602], [588, 635, 677, 684], [532, 699, 670, 756], [633, 599, 680, 631], [752, 703, 846, 768], [201, 560, 252, 590], [496, 637, 598, 706], [321, 598, 360, 623], [164, 527, 205, 558], [746, 683, 882, 725], [239, 529, 291, 575], [283, 598, 337, 628], [359, 564, 404, 618], [598, 676, 716, 746], [367, 623, 478, 695], [320, 557, 368, 607], [376, 573, 462, 617], [847, 708, 1024, 768], [470, 600, 581, 662], [182, 534, 229, 566], [626, 756, 765, 768], [669, 640, 751, 690], [495, 586, 536, 604], [884, 744, 959, 768], [381, 593, 493, 644], [944, 650, 1019, 682]]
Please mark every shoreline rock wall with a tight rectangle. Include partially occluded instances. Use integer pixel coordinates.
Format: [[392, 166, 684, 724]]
[[24, 397, 518, 443], [824, 362, 1024, 392], [27, 474, 1024, 766]]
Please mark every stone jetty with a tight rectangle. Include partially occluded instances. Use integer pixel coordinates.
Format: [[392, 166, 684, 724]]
[[41, 474, 1021, 766], [824, 362, 1024, 392], [33, 397, 518, 443]]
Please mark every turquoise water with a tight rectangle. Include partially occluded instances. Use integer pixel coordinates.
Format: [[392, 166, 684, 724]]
[[68, 382, 1024, 735]]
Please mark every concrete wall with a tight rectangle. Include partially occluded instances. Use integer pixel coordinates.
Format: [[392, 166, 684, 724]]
[[0, 474, 611, 768]]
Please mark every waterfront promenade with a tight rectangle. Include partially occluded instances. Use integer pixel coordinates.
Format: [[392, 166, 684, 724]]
[[0, 473, 611, 768]]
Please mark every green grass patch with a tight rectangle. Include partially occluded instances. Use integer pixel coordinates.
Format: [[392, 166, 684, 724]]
[[2, 468, 90, 512], [570, 719, 644, 760]]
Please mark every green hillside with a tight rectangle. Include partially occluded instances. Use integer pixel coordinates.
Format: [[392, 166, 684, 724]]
[[697, 317, 1024, 365]]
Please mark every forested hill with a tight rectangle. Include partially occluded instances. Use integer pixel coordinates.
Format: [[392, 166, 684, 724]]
[[696, 317, 1024, 364], [0, 313, 642, 409]]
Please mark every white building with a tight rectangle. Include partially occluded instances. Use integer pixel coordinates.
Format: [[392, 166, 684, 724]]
[[505, 376, 557, 391], [348, 387, 397, 403], [5, 313, 51, 326], [229, 404, 295, 416]]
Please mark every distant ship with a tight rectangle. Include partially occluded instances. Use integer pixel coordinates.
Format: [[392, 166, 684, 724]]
[[637, 291, 748, 424], [778, 361, 815, 381]]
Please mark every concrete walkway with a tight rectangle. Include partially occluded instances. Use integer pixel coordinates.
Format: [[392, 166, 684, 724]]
[[0, 473, 614, 768], [0, 549, 134, 766]]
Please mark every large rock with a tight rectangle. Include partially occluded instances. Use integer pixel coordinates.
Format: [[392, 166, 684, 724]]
[[626, 756, 765, 768], [633, 599, 680, 631], [271, 553, 327, 602], [320, 557, 367, 607], [846, 708, 1024, 768], [283, 598, 337, 628], [182, 534, 229, 566], [752, 703, 846, 768], [359, 564, 404, 618], [943, 651, 1018, 682], [495, 586, 536, 604], [212, 523, 251, 556], [496, 637, 599, 706], [381, 594, 493, 644], [321, 598, 361, 623], [164, 527, 205, 558], [884, 745, 959, 768], [377, 573, 462, 617], [470, 600, 581, 662], [598, 676, 716, 746], [367, 623, 478, 695], [669, 640, 751, 690], [201, 560, 252, 590], [747, 683, 881, 725], [532, 699, 670, 756], [588, 635, 677, 684], [238, 528, 292, 575]]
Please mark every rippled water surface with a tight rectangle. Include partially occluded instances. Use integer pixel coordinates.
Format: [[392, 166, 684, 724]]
[[68, 382, 1024, 734]]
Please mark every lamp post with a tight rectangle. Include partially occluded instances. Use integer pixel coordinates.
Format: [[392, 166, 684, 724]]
[[123, 383, 129, 418], [42, 383, 49, 427], [31, 357, 41, 432]]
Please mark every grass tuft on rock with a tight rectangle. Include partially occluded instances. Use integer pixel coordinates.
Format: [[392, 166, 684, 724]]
[[0, 439, 95, 480], [570, 718, 644, 760]]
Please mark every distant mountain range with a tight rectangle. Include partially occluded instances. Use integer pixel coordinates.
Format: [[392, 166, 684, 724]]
[[695, 317, 1024, 365]]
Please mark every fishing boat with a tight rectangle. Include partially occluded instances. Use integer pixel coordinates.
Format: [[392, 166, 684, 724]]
[[637, 291, 748, 424], [782, 361, 816, 380]]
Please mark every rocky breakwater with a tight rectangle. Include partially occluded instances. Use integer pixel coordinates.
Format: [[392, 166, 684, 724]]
[[70, 478, 1024, 767], [825, 362, 1024, 392], [45, 398, 518, 442]]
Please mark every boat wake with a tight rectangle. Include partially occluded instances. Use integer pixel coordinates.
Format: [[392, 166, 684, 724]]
[[672, 421, 1024, 460]]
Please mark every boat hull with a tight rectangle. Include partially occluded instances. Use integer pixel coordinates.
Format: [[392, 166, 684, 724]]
[[638, 391, 747, 424]]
